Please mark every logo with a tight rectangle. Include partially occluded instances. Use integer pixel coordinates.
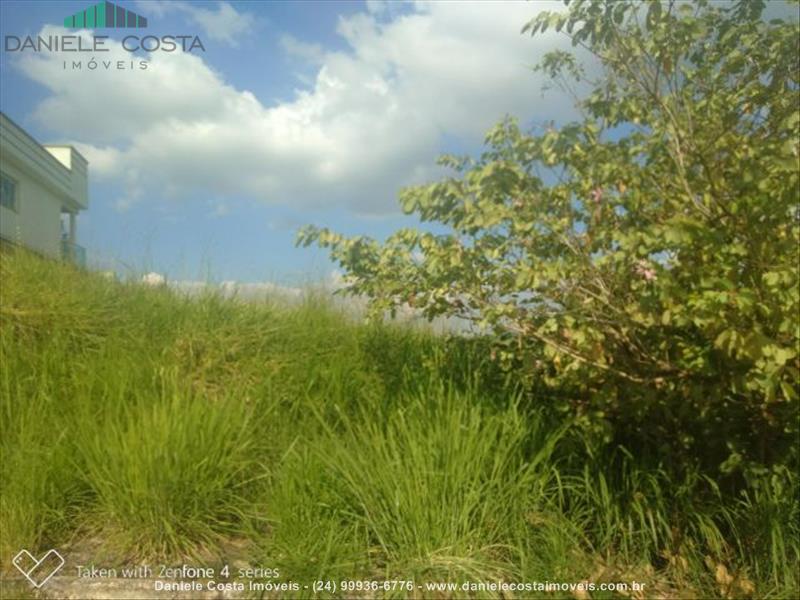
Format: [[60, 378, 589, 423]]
[[3, 0, 205, 69], [12, 549, 65, 588], [64, 1, 147, 29]]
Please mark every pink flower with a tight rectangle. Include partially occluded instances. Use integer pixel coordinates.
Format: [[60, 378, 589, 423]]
[[634, 259, 657, 281], [590, 187, 603, 204]]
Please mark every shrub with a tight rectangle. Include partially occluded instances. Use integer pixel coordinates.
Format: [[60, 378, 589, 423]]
[[299, 0, 800, 475]]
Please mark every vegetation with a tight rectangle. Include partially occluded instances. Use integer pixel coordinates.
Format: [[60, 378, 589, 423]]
[[299, 0, 800, 480], [1, 251, 797, 598], [1, 1, 798, 598]]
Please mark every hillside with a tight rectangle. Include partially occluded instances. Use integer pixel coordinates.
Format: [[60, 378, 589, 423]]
[[0, 251, 797, 599]]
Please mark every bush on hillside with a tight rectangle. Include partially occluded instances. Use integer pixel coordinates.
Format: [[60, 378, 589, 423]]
[[299, 0, 800, 475]]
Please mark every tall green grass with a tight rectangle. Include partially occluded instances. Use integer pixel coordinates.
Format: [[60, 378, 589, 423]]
[[314, 386, 563, 580], [77, 378, 261, 558], [1, 251, 797, 598]]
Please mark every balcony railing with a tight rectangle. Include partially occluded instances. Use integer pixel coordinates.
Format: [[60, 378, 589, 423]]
[[61, 239, 86, 268]]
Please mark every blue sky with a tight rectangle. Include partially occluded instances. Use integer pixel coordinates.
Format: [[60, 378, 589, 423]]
[[0, 0, 577, 285]]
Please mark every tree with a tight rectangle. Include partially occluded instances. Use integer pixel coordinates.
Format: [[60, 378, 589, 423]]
[[298, 0, 799, 471]]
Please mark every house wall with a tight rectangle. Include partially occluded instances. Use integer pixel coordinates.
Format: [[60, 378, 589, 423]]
[[44, 145, 89, 210], [0, 160, 63, 258], [0, 113, 89, 258]]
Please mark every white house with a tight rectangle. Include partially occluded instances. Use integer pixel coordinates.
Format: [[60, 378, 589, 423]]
[[0, 112, 89, 265]]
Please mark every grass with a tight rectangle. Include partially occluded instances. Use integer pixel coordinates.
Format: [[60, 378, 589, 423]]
[[0, 250, 798, 598]]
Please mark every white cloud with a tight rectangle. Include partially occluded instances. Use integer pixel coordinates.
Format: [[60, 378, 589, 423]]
[[16, 2, 576, 215], [280, 34, 326, 65], [169, 278, 303, 301], [365, 0, 390, 15], [142, 1, 255, 46], [142, 272, 166, 286]]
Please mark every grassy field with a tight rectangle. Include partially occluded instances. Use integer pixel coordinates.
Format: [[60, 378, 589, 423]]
[[0, 251, 797, 599]]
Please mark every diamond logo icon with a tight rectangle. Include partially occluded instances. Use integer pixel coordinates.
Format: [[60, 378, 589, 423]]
[[12, 549, 65, 588]]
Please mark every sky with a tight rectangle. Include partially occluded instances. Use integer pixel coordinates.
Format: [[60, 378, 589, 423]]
[[0, 0, 581, 285]]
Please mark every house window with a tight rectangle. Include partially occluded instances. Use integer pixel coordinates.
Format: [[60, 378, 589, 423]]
[[0, 172, 17, 212]]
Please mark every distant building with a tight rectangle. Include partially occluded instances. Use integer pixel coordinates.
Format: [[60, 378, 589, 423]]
[[0, 112, 89, 265]]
